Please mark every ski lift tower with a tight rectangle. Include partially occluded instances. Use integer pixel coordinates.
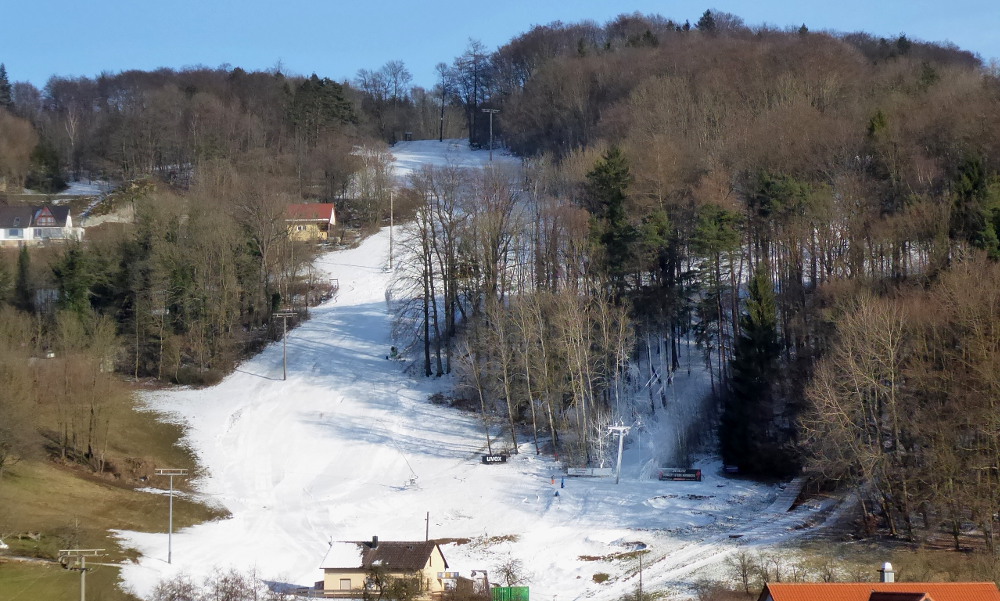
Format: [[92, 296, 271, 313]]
[[608, 424, 631, 484]]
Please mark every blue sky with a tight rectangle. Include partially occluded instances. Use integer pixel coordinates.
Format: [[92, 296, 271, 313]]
[[2, 1, 998, 90]]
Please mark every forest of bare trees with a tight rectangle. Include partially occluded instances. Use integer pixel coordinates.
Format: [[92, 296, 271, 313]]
[[0, 65, 371, 479], [388, 12, 1000, 545], [2, 10, 1000, 548]]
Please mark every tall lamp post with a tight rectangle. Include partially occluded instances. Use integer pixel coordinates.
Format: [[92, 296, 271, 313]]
[[154, 468, 188, 563], [481, 108, 499, 161]]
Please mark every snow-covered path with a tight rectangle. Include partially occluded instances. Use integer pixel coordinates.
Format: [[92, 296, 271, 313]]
[[390, 139, 520, 179], [116, 142, 836, 601]]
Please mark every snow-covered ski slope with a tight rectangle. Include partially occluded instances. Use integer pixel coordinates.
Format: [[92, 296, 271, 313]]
[[116, 141, 837, 600], [391, 139, 520, 178]]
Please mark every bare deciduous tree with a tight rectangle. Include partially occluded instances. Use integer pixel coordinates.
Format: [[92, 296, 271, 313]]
[[0, 109, 37, 191]]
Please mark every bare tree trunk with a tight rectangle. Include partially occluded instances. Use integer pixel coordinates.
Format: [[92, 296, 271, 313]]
[[422, 257, 432, 377]]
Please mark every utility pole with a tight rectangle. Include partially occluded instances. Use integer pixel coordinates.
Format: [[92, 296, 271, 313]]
[[608, 424, 631, 484], [59, 549, 105, 601], [481, 108, 499, 161], [439, 89, 446, 142], [638, 549, 644, 600], [154, 468, 188, 563], [436, 62, 448, 142], [273, 310, 297, 380], [425, 511, 430, 541]]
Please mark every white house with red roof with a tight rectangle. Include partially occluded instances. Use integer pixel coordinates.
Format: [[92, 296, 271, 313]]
[[0, 205, 84, 246]]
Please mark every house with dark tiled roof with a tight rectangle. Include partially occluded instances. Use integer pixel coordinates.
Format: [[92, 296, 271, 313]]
[[758, 563, 1000, 601], [0, 205, 83, 246], [318, 536, 455, 599], [287, 203, 336, 242]]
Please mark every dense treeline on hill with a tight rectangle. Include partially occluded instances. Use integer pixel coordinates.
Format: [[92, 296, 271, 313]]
[[0, 66, 357, 190], [0, 63, 405, 478], [385, 11, 1000, 547], [0, 61, 469, 193], [2, 9, 1000, 550]]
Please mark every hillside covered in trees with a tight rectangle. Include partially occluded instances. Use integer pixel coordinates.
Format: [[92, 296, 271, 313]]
[[388, 11, 1000, 550], [2, 9, 1000, 557]]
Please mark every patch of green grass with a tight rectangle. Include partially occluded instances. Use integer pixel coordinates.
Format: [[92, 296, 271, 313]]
[[0, 558, 137, 601], [0, 395, 226, 600]]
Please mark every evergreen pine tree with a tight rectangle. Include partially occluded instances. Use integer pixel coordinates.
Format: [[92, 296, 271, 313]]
[[25, 141, 66, 193], [896, 34, 912, 55], [951, 155, 1000, 259], [52, 243, 96, 316], [15, 245, 32, 311], [0, 254, 13, 303], [288, 74, 356, 147], [696, 10, 717, 33], [585, 146, 637, 295], [720, 264, 785, 475], [0, 63, 12, 109]]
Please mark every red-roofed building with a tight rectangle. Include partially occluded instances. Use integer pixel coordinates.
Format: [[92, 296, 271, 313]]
[[759, 581, 1000, 601], [286, 203, 336, 242]]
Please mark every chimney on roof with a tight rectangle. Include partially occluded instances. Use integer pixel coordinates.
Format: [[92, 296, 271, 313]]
[[878, 562, 895, 583], [372, 535, 379, 549]]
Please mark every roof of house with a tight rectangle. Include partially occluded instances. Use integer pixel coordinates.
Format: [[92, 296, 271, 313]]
[[286, 203, 335, 222], [321, 542, 364, 569], [33, 205, 71, 225], [0, 205, 71, 228], [0, 206, 35, 228], [321, 540, 444, 572], [760, 582, 1000, 601]]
